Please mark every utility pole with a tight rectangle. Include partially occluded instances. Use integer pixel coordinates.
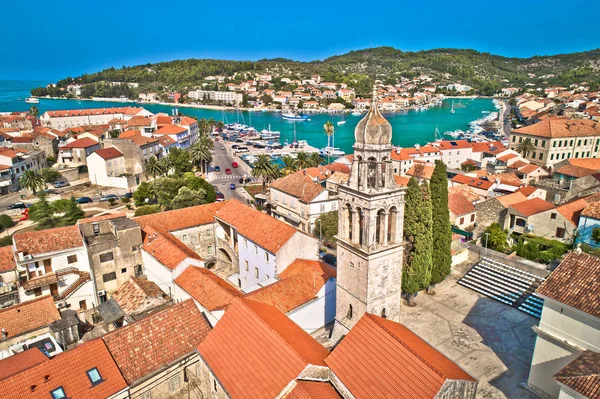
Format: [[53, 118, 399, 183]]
[[484, 232, 489, 256]]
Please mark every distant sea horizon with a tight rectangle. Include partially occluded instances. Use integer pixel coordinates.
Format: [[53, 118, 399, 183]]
[[0, 80, 499, 154]]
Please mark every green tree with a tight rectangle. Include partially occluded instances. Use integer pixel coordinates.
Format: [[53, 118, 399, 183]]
[[29, 106, 39, 119], [279, 155, 297, 176], [183, 173, 216, 203], [251, 154, 277, 193], [0, 235, 13, 247], [167, 147, 192, 175], [0, 215, 14, 230], [428, 161, 452, 292], [172, 187, 207, 209], [158, 156, 172, 176], [19, 170, 46, 194], [133, 182, 155, 206], [516, 138, 536, 158], [402, 178, 433, 306], [484, 223, 509, 252], [61, 197, 85, 226], [323, 121, 335, 163], [312, 211, 338, 245], [152, 177, 185, 207], [308, 152, 324, 167], [40, 168, 61, 183], [190, 136, 213, 174], [144, 156, 163, 179], [134, 204, 161, 217], [294, 151, 311, 170], [28, 193, 58, 230]]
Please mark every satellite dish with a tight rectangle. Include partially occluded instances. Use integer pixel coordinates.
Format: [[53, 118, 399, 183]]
[[526, 224, 535, 231]]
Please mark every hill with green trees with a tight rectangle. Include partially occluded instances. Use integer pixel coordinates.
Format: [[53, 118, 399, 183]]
[[31, 46, 600, 98]]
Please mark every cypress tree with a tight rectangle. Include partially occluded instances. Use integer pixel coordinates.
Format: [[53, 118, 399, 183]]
[[402, 178, 433, 306], [429, 160, 452, 292]]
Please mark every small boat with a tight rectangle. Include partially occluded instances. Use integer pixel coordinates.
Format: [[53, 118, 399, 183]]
[[260, 124, 280, 140], [337, 113, 346, 126], [319, 147, 345, 158], [351, 111, 362, 116], [282, 112, 310, 121], [450, 100, 455, 114], [25, 97, 39, 104]]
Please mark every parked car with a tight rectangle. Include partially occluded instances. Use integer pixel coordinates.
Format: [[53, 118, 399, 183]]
[[121, 192, 133, 200], [230, 183, 236, 190], [100, 194, 118, 202], [76, 197, 93, 204], [221, 146, 225, 150], [215, 192, 225, 202], [7, 202, 27, 210], [231, 144, 239, 149], [53, 181, 70, 188], [321, 254, 337, 267], [225, 168, 232, 174], [232, 162, 239, 168], [239, 177, 251, 184], [214, 166, 221, 172]]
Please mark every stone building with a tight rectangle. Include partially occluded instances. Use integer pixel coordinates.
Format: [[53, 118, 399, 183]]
[[333, 94, 406, 339]]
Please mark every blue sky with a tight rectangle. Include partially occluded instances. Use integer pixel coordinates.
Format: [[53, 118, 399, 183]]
[[2, 0, 598, 81]]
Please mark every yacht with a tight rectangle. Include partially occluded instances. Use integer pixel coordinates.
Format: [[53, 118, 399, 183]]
[[282, 112, 310, 121], [24, 97, 39, 104], [450, 100, 456, 114], [319, 147, 345, 158], [351, 111, 362, 116], [260, 125, 280, 140]]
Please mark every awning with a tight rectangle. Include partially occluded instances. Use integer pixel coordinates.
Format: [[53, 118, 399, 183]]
[[0, 180, 10, 187], [452, 226, 473, 239]]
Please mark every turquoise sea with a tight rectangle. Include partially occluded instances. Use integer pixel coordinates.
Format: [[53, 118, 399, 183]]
[[0, 80, 497, 154]]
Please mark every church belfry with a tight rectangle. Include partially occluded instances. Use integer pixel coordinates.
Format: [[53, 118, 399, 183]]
[[333, 91, 405, 339]]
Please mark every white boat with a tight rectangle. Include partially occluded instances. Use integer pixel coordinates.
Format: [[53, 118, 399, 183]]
[[319, 147, 345, 157], [282, 112, 310, 121], [351, 111, 362, 116], [337, 113, 346, 126], [260, 124, 280, 140], [25, 97, 39, 104], [450, 100, 455, 114]]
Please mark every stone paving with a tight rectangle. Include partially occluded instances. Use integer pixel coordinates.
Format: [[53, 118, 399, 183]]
[[399, 262, 538, 399]]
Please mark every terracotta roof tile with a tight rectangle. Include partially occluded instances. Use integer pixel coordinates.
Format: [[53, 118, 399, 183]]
[[448, 191, 475, 217], [435, 140, 472, 150], [111, 277, 168, 315], [154, 124, 187, 135], [215, 200, 298, 253], [45, 107, 144, 118], [157, 135, 177, 147], [14, 225, 83, 256], [0, 246, 15, 273], [130, 135, 159, 147], [490, 172, 523, 186], [91, 147, 123, 160], [516, 186, 538, 198], [141, 227, 203, 270], [103, 299, 211, 385], [448, 185, 481, 203], [197, 298, 329, 399], [513, 119, 600, 138], [536, 251, 600, 318], [0, 348, 48, 380], [271, 172, 325, 203], [175, 266, 243, 311], [0, 296, 61, 339], [582, 202, 600, 219], [325, 314, 475, 399], [510, 198, 555, 216], [135, 201, 227, 233], [62, 137, 99, 149], [126, 116, 152, 127], [554, 351, 600, 399], [394, 175, 410, 187], [247, 260, 336, 313], [496, 192, 528, 208], [0, 339, 128, 398], [118, 130, 141, 139], [406, 163, 435, 180], [284, 381, 342, 399], [451, 174, 494, 190]]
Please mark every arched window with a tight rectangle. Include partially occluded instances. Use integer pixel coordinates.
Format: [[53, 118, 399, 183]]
[[367, 158, 377, 188], [388, 207, 398, 243], [381, 308, 387, 319], [357, 208, 364, 246], [376, 209, 386, 245], [345, 204, 353, 241], [381, 157, 388, 188], [347, 304, 353, 320]]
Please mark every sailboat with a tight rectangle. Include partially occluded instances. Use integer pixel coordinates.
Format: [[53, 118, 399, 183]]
[[337, 113, 346, 126], [434, 126, 443, 142], [450, 100, 456, 114], [319, 124, 345, 158]]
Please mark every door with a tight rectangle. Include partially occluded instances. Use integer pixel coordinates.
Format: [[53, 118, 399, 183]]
[[44, 259, 52, 274], [49, 283, 59, 297]]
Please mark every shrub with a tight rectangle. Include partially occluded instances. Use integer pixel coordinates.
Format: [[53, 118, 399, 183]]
[[134, 205, 161, 217], [0, 235, 12, 247], [515, 235, 570, 264], [40, 168, 61, 183], [0, 215, 14, 229]]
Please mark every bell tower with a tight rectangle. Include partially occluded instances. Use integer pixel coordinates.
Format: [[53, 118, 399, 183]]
[[332, 91, 405, 340]]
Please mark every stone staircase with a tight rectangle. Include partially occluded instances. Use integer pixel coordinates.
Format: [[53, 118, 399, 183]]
[[54, 268, 92, 301]]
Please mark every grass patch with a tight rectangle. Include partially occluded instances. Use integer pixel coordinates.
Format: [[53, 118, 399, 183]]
[[244, 184, 263, 199]]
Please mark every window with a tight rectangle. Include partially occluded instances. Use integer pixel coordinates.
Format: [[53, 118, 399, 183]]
[[459, 217, 464, 225], [102, 272, 116, 283], [291, 199, 296, 208], [512, 136, 516, 143], [213, 379, 218, 392], [265, 252, 269, 263], [550, 212, 557, 220], [320, 203, 326, 212], [347, 304, 353, 320], [570, 140, 574, 146], [86, 368, 103, 386], [254, 245, 258, 255], [470, 214, 475, 222], [575, 152, 579, 158], [67, 255, 77, 264], [584, 139, 588, 146], [254, 267, 259, 278], [93, 223, 100, 236], [168, 375, 180, 392], [207, 246, 213, 255], [99, 252, 113, 263], [245, 260, 249, 271], [51, 387, 67, 399], [301, 208, 305, 217], [541, 140, 545, 148], [578, 140, 582, 146], [381, 308, 387, 319], [534, 139, 538, 146], [532, 152, 536, 159], [182, 234, 188, 242], [550, 154, 554, 160], [553, 141, 556, 148], [556, 228, 566, 239], [121, 268, 127, 274], [539, 153, 543, 160], [244, 239, 248, 249]]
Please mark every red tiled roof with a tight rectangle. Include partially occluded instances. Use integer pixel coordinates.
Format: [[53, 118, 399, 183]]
[[91, 147, 123, 160], [516, 186, 538, 198], [490, 172, 523, 186], [44, 107, 143, 118], [435, 140, 472, 150], [141, 227, 203, 270], [496, 192, 528, 208], [62, 137, 99, 149], [130, 135, 159, 147], [198, 298, 329, 399], [118, 130, 141, 139], [393, 175, 410, 187], [126, 116, 151, 127], [103, 299, 211, 385], [537, 251, 600, 318], [448, 191, 475, 217], [175, 266, 243, 311], [215, 200, 298, 253], [135, 201, 227, 233], [0, 348, 48, 380], [582, 202, 600, 219], [154, 124, 187, 135], [556, 198, 590, 226], [0, 296, 60, 339], [14, 225, 83, 256], [451, 174, 494, 190], [111, 277, 168, 315], [554, 351, 600, 399], [179, 117, 197, 126], [497, 153, 519, 162], [153, 115, 173, 126], [0, 339, 128, 399], [510, 198, 555, 217], [78, 212, 127, 225], [513, 119, 600, 138], [0, 245, 15, 273], [325, 313, 475, 399], [157, 135, 177, 147], [247, 260, 336, 313], [284, 381, 342, 399], [406, 163, 435, 180], [271, 172, 325, 203]]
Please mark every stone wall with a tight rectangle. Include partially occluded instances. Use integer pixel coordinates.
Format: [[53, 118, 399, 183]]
[[474, 198, 506, 233], [103, 138, 143, 174], [434, 380, 478, 399]]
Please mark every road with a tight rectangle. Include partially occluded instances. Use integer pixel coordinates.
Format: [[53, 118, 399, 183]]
[[209, 144, 252, 202]]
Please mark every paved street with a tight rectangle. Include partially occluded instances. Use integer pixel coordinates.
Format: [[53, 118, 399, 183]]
[[209, 143, 253, 203]]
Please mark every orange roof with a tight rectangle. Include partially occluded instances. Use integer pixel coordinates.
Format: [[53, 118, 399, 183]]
[[0, 348, 48, 380], [153, 115, 173, 126], [513, 119, 600, 138], [154, 124, 187, 135], [118, 129, 141, 139], [111, 276, 168, 315], [0, 339, 128, 399], [516, 186, 539, 198], [496, 192, 528, 208], [130, 135, 159, 147], [390, 147, 420, 161], [435, 140, 472, 150], [126, 115, 151, 127], [179, 116, 197, 126], [14, 225, 83, 256], [470, 141, 504, 153], [175, 266, 243, 311], [518, 164, 542, 174], [553, 351, 600, 399], [582, 202, 600, 219], [285, 381, 342, 399], [394, 175, 410, 187], [451, 174, 494, 190], [62, 137, 99, 149], [510, 198, 555, 217], [157, 135, 177, 147], [197, 298, 329, 399], [490, 172, 523, 186], [0, 245, 15, 273], [271, 172, 325, 203], [0, 296, 60, 339], [537, 251, 600, 318], [556, 195, 600, 226], [103, 299, 211, 385], [135, 201, 227, 233], [215, 200, 298, 253], [325, 313, 475, 399], [448, 191, 475, 216], [247, 259, 336, 313], [406, 163, 435, 180], [142, 227, 203, 270], [497, 153, 519, 162], [45, 107, 144, 118], [92, 147, 123, 160]]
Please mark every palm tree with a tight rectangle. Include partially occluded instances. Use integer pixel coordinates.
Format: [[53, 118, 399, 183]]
[[308, 152, 324, 167], [29, 106, 39, 121], [252, 154, 277, 193], [516, 138, 536, 158], [158, 156, 172, 176], [145, 156, 164, 179], [323, 121, 335, 163], [19, 170, 45, 194], [280, 155, 297, 176], [294, 151, 311, 170]]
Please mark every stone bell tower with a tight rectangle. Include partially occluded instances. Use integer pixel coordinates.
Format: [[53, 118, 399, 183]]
[[332, 91, 405, 340]]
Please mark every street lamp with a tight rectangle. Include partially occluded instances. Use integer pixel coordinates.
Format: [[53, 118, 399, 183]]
[[484, 232, 490, 256]]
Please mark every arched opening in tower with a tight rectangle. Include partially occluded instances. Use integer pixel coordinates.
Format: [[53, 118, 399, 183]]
[[388, 206, 398, 243]]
